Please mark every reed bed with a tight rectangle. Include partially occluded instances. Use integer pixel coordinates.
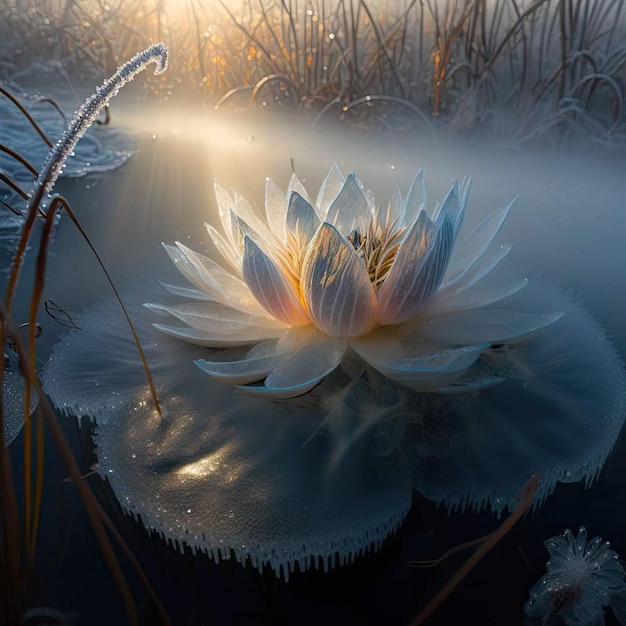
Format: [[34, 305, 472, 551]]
[[0, 44, 171, 625], [1, 0, 625, 144]]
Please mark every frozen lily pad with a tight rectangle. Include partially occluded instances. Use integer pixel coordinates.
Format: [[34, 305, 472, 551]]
[[42, 289, 412, 579], [3, 365, 38, 446]]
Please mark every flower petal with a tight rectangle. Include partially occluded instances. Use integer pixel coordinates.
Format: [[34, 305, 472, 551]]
[[422, 309, 564, 345], [315, 164, 345, 217], [144, 302, 285, 331], [287, 172, 312, 204], [265, 177, 287, 240], [377, 210, 441, 325], [386, 187, 405, 226], [404, 169, 426, 224], [428, 277, 528, 315], [195, 340, 290, 384], [236, 338, 347, 398], [213, 181, 236, 246], [233, 190, 278, 246], [173, 242, 267, 315], [352, 334, 487, 391], [205, 223, 242, 276], [301, 222, 377, 337], [444, 199, 514, 284], [324, 173, 371, 236], [286, 191, 321, 244], [435, 181, 466, 242], [152, 323, 284, 347], [242, 236, 310, 326], [158, 281, 213, 301], [438, 243, 511, 294]]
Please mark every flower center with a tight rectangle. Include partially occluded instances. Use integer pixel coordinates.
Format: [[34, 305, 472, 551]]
[[347, 216, 406, 290]]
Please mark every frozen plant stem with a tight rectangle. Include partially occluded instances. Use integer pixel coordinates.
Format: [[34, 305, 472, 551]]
[[37, 43, 168, 196], [5, 42, 169, 310]]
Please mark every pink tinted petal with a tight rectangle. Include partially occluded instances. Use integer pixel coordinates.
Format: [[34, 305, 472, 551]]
[[301, 222, 377, 337], [242, 236, 310, 326]]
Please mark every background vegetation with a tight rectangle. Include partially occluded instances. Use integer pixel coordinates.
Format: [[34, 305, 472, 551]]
[[1, 0, 625, 145]]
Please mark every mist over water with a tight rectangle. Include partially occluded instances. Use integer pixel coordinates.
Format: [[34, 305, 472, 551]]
[[48, 102, 626, 339], [3, 0, 626, 617]]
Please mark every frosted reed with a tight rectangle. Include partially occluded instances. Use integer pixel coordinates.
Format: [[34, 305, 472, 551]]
[[35, 43, 168, 196]]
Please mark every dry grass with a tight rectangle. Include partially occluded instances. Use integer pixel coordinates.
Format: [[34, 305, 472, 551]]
[[0, 44, 170, 625], [1, 0, 625, 144]]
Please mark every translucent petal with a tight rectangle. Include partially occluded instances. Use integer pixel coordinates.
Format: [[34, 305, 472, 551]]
[[265, 177, 287, 240], [324, 173, 371, 236], [422, 309, 564, 345], [438, 182, 465, 241], [195, 341, 289, 384], [438, 243, 511, 294], [404, 169, 426, 224], [233, 190, 278, 246], [144, 302, 285, 331], [352, 335, 486, 391], [163, 242, 213, 296], [387, 186, 405, 225], [428, 277, 528, 315], [205, 223, 242, 276], [444, 200, 514, 284], [377, 210, 438, 325], [287, 172, 311, 205], [301, 222, 377, 337], [153, 323, 284, 347], [237, 338, 347, 398], [242, 236, 310, 326], [174, 242, 267, 316], [456, 178, 472, 238], [157, 281, 213, 301], [213, 181, 236, 246], [286, 191, 321, 244], [315, 164, 345, 217]]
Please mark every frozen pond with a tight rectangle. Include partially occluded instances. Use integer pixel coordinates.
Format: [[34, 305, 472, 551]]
[[5, 102, 626, 624]]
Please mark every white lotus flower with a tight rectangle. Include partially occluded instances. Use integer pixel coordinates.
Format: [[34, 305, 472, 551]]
[[148, 165, 562, 399]]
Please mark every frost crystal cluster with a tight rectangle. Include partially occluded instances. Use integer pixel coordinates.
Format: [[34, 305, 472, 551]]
[[148, 165, 562, 398], [525, 527, 626, 626]]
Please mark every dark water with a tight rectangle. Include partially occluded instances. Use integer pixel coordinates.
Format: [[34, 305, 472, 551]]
[[7, 107, 626, 625]]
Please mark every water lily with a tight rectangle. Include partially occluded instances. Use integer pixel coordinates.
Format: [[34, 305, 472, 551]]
[[525, 527, 626, 626], [147, 165, 562, 399]]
